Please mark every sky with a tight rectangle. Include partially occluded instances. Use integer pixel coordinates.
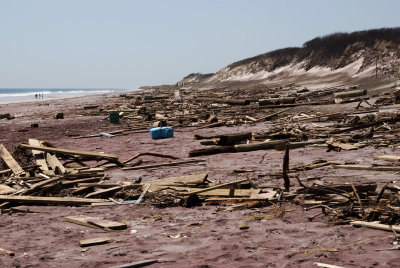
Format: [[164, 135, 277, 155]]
[[0, 0, 399, 89]]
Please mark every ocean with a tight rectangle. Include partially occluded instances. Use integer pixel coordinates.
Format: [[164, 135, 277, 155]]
[[0, 88, 126, 104]]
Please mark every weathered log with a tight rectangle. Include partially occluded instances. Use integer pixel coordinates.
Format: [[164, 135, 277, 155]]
[[189, 146, 235, 157], [374, 155, 400, 162], [334, 89, 367, 98], [218, 132, 252, 146], [234, 140, 289, 152], [122, 159, 206, 170], [195, 97, 250, 105], [258, 98, 280, 106], [279, 97, 296, 104], [189, 140, 289, 157]]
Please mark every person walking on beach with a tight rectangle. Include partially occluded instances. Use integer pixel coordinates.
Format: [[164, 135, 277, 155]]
[[35, 93, 38, 99]]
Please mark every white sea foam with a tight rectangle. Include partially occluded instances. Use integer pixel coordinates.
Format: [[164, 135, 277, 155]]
[[0, 89, 119, 104]]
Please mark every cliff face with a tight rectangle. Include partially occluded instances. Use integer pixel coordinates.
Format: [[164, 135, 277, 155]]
[[179, 28, 400, 87]]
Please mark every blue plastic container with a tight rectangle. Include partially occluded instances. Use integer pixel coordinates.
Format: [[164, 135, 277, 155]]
[[150, 127, 174, 139]]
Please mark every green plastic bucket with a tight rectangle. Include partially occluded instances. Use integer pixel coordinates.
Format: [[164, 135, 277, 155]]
[[109, 111, 120, 124]]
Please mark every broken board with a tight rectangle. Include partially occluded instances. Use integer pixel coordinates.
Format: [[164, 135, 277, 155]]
[[0, 144, 24, 175], [29, 139, 49, 171], [79, 237, 113, 247], [65, 215, 127, 231]]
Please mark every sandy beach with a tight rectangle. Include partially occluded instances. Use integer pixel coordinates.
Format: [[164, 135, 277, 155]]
[[1, 86, 399, 268]]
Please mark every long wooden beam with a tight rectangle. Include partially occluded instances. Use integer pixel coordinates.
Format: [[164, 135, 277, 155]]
[[351, 221, 400, 232], [0, 195, 106, 206], [19, 144, 118, 159]]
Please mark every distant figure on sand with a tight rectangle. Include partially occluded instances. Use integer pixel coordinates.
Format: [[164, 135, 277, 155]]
[[35, 93, 38, 99]]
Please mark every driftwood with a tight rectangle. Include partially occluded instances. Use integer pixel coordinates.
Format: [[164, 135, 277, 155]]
[[334, 89, 367, 98], [149, 173, 208, 187], [19, 143, 124, 167], [184, 178, 249, 195], [0, 144, 24, 175], [109, 260, 159, 268], [123, 152, 180, 165], [257, 108, 292, 121], [350, 221, 400, 232], [122, 159, 206, 170], [194, 131, 252, 146], [282, 146, 290, 191], [0, 195, 107, 206], [330, 115, 400, 134], [217, 132, 252, 146], [65, 215, 127, 231], [79, 237, 113, 247], [374, 155, 400, 162], [29, 139, 49, 171], [195, 97, 250, 105], [189, 140, 289, 157], [332, 164, 400, 172]]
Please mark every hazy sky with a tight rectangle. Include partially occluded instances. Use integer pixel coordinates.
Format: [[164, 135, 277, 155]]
[[1, 0, 399, 89]]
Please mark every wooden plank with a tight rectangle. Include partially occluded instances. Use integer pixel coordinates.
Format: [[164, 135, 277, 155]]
[[18, 144, 118, 160], [374, 155, 400, 162], [29, 139, 49, 171], [328, 142, 359, 150], [123, 152, 180, 164], [149, 173, 208, 186], [314, 262, 346, 268], [249, 191, 277, 200], [149, 185, 260, 197], [0, 144, 24, 175], [79, 237, 113, 247], [0, 195, 107, 206], [84, 186, 122, 198], [350, 221, 400, 232], [0, 184, 17, 195], [61, 177, 102, 188], [122, 159, 206, 170], [109, 260, 159, 268], [22, 177, 61, 195], [332, 164, 400, 171], [65, 215, 127, 230], [46, 153, 66, 174], [185, 178, 249, 195]]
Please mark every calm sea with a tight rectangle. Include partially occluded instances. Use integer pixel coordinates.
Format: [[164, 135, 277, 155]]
[[0, 88, 126, 104]]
